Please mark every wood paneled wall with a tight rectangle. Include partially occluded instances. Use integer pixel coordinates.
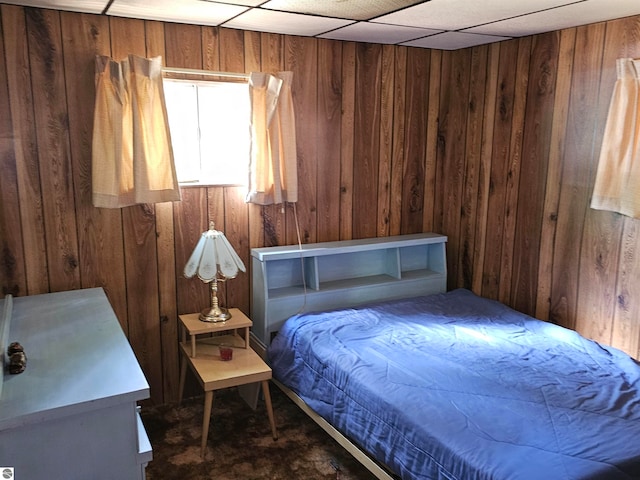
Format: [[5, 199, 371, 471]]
[[1, 5, 639, 404]]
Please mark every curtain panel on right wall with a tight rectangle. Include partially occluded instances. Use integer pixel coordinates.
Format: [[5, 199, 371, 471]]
[[591, 57, 640, 219]]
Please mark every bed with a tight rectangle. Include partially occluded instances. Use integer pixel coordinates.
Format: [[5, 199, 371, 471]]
[[267, 288, 640, 479], [250, 235, 640, 479]]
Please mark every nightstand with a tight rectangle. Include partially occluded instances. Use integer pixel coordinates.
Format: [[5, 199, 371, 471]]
[[178, 310, 278, 457], [179, 308, 251, 357]]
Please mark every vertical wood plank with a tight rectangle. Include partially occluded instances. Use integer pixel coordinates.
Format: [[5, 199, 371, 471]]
[[224, 187, 250, 314], [285, 36, 318, 244], [577, 209, 622, 345], [0, 9, 27, 297], [27, 8, 81, 293], [423, 49, 441, 233], [122, 202, 162, 400], [458, 44, 488, 289], [164, 21, 204, 70], [0, 151, 24, 296], [317, 39, 342, 242], [353, 43, 382, 239], [339, 41, 355, 241], [481, 40, 519, 299], [2, 5, 48, 296], [550, 24, 605, 330], [498, 37, 531, 305], [401, 47, 430, 235], [536, 28, 577, 322], [219, 27, 244, 73], [615, 222, 640, 357], [472, 42, 500, 293], [436, 48, 470, 289], [202, 25, 220, 73], [377, 44, 394, 237], [175, 188, 209, 315], [511, 31, 560, 314], [389, 46, 407, 236]]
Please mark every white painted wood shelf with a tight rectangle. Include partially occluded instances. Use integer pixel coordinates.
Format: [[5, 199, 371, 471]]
[[0, 288, 151, 480], [250, 233, 448, 348]]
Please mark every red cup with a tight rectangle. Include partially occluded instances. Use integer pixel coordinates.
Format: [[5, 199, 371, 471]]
[[219, 346, 233, 361]]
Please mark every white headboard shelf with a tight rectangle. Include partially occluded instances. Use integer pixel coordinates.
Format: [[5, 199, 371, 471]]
[[250, 233, 448, 349]]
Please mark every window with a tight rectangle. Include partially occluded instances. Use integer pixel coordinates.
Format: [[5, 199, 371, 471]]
[[163, 78, 250, 186]]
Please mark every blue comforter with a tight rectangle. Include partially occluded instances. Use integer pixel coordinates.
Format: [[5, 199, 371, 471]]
[[268, 289, 640, 480]]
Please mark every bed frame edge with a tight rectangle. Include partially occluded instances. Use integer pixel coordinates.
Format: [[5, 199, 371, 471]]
[[271, 378, 397, 480]]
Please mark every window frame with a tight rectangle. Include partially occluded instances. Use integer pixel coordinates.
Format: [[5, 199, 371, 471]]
[[163, 77, 251, 188]]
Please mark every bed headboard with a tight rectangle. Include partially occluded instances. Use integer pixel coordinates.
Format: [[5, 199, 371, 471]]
[[249, 232, 448, 349]]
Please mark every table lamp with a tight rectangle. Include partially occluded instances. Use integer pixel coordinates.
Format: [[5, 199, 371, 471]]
[[183, 222, 246, 322]]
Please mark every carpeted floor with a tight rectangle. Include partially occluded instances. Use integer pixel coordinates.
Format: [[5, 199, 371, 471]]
[[140, 385, 379, 479]]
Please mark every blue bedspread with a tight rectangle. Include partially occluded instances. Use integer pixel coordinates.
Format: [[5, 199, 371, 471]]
[[267, 289, 640, 480]]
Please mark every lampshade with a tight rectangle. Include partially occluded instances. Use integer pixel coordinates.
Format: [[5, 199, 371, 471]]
[[184, 222, 246, 322]]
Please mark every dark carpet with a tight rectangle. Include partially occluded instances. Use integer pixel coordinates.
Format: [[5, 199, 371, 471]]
[[140, 385, 379, 479]]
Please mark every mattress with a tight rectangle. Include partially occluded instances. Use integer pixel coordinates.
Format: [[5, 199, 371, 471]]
[[267, 289, 640, 480]]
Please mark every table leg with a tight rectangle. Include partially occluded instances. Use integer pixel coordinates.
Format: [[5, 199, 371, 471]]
[[201, 391, 214, 458], [261, 380, 278, 440]]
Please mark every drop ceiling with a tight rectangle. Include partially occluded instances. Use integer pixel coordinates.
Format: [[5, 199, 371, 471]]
[[4, 0, 640, 50]]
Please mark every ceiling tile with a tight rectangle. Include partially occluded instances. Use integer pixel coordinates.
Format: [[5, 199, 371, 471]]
[[4, 0, 108, 14], [375, 0, 585, 31], [319, 22, 441, 44], [261, 0, 425, 21], [402, 31, 512, 50], [7, 0, 640, 51], [108, 0, 248, 26], [466, 0, 640, 37], [199, 0, 264, 5], [224, 8, 353, 36]]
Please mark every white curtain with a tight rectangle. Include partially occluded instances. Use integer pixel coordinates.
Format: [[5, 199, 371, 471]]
[[92, 54, 181, 208], [246, 71, 297, 205], [591, 58, 640, 218]]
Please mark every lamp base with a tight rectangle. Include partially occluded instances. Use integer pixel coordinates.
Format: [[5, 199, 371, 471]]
[[199, 306, 232, 323]]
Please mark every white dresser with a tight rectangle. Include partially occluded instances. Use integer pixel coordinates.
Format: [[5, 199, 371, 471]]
[[0, 288, 152, 479]]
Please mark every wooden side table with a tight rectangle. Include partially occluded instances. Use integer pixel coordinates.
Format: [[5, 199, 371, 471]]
[[178, 310, 278, 457], [179, 309, 251, 357]]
